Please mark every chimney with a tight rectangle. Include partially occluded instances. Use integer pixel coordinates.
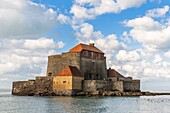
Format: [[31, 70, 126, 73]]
[[89, 43, 94, 47]]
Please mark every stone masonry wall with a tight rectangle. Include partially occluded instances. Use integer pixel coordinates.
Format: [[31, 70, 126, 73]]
[[83, 80, 107, 92], [12, 77, 53, 96], [80, 57, 107, 80], [47, 52, 81, 77], [12, 80, 35, 96], [34, 76, 53, 96], [107, 81, 124, 92], [123, 80, 140, 92]]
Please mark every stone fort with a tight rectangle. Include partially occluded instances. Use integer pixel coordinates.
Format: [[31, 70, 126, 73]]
[[12, 43, 140, 96]]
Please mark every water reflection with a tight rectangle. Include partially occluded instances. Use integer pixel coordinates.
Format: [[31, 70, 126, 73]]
[[45, 96, 108, 113], [0, 95, 170, 113]]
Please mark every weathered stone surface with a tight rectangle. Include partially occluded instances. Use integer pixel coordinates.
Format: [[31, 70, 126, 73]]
[[112, 81, 124, 92], [34, 77, 53, 96], [12, 80, 35, 96], [83, 80, 107, 92], [80, 57, 107, 80], [47, 51, 107, 80], [76, 92, 86, 96], [53, 90, 72, 96], [123, 80, 140, 92], [12, 77, 53, 96], [89, 91, 99, 96], [47, 53, 81, 77]]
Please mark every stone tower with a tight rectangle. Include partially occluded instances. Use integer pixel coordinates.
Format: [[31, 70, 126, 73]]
[[46, 43, 107, 80]]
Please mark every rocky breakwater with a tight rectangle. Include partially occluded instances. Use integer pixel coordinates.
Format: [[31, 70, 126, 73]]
[[76, 91, 143, 96], [76, 91, 170, 97]]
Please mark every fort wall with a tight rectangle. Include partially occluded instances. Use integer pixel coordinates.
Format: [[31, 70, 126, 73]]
[[80, 57, 107, 80], [34, 76, 53, 95], [83, 80, 107, 92], [107, 81, 123, 92], [12, 77, 53, 96], [47, 52, 81, 77], [72, 76, 84, 90], [123, 80, 140, 92], [53, 76, 72, 90], [12, 80, 35, 96]]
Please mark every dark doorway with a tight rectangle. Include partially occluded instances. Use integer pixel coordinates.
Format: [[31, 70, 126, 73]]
[[96, 74, 99, 80], [89, 73, 92, 80]]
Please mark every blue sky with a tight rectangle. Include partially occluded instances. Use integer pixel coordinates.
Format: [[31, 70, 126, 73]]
[[0, 0, 170, 91]]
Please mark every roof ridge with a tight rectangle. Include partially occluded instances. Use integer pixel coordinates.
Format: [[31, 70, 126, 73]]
[[69, 43, 104, 53]]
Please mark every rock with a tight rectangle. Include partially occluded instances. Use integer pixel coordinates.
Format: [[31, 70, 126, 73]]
[[122, 92, 130, 96], [90, 91, 99, 96], [76, 92, 85, 96], [111, 91, 122, 96]]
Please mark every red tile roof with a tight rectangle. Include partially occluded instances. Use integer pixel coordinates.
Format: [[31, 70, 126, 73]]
[[69, 43, 104, 54], [57, 66, 83, 77], [107, 69, 125, 78]]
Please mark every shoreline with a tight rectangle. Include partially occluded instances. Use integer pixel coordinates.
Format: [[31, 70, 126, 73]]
[[11, 91, 170, 97]]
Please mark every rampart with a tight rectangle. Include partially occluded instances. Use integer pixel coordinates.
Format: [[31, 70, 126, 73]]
[[123, 80, 140, 92], [12, 80, 35, 96], [83, 80, 107, 92], [80, 57, 107, 80], [12, 77, 53, 96], [47, 52, 81, 77]]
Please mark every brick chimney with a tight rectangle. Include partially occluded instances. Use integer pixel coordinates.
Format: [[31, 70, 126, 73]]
[[89, 43, 94, 47]]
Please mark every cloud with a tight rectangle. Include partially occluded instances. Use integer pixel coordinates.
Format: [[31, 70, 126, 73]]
[[57, 14, 71, 24], [116, 50, 140, 62], [124, 16, 170, 50], [0, 38, 64, 80], [164, 51, 170, 58], [112, 49, 170, 79], [125, 16, 163, 31], [70, 5, 94, 19], [70, 0, 146, 20], [0, 0, 59, 39], [56, 41, 65, 48], [73, 22, 126, 67], [153, 55, 162, 64], [74, 23, 126, 51], [23, 38, 56, 50], [146, 5, 169, 18]]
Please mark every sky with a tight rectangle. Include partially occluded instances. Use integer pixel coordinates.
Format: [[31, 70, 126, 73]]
[[0, 0, 170, 91]]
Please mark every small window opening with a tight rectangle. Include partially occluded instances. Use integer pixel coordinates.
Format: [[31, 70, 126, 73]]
[[48, 72, 52, 76]]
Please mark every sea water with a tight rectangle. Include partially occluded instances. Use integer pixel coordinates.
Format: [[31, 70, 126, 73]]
[[0, 92, 170, 113]]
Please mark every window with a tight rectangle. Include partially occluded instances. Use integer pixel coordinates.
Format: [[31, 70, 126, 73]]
[[98, 54, 101, 59], [91, 52, 93, 58], [92, 62, 95, 66], [89, 73, 92, 79], [63, 81, 66, 83], [48, 72, 52, 76], [96, 74, 99, 80], [92, 62, 95, 69]]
